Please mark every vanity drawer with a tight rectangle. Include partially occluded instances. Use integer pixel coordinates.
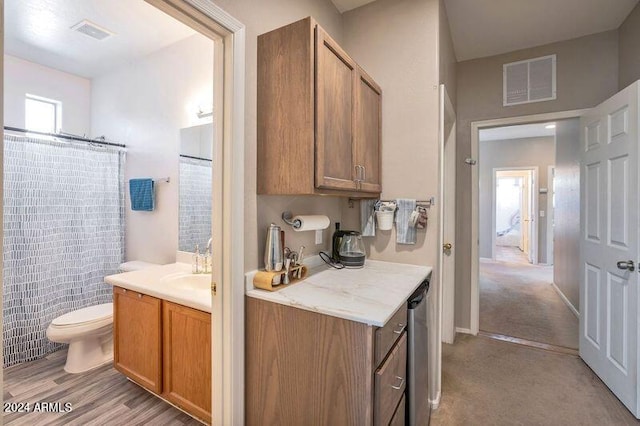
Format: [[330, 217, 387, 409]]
[[374, 332, 407, 426], [375, 305, 407, 367]]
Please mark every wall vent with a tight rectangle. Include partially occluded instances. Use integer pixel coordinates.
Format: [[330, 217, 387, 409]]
[[70, 20, 114, 41], [503, 55, 556, 106]]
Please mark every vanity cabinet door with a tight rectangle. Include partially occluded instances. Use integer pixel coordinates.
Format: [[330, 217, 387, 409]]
[[113, 286, 162, 394], [162, 301, 212, 424]]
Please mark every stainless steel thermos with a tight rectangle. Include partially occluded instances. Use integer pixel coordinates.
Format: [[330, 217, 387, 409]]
[[264, 223, 284, 272]]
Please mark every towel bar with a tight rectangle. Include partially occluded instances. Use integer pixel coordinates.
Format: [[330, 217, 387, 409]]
[[347, 197, 435, 209]]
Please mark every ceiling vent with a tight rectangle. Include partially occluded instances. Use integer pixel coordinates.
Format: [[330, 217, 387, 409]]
[[503, 54, 556, 106], [70, 20, 114, 41]]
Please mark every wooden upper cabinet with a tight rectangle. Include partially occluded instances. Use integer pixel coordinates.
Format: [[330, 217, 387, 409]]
[[113, 287, 162, 394], [355, 67, 382, 193], [315, 26, 358, 191], [257, 17, 381, 197]]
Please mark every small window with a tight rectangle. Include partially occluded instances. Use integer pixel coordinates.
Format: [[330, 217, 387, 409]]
[[503, 55, 556, 106], [25, 94, 62, 133]]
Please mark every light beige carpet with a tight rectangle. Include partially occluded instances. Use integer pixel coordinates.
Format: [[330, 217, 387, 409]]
[[480, 257, 579, 349], [430, 335, 638, 425]]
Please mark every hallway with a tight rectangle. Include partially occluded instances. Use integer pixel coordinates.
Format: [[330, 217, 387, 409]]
[[480, 255, 578, 349], [430, 335, 638, 425]]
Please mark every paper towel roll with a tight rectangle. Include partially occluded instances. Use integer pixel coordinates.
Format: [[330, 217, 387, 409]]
[[292, 215, 330, 231]]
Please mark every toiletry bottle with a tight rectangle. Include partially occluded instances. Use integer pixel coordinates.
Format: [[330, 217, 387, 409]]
[[193, 244, 200, 274], [204, 247, 211, 273]]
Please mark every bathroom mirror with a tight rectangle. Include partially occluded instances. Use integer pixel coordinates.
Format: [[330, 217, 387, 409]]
[[179, 123, 213, 252]]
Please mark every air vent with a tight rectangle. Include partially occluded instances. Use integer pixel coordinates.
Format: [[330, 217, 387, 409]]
[[503, 55, 556, 106], [70, 20, 114, 41]]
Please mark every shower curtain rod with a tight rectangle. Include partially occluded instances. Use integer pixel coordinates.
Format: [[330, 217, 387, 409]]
[[180, 154, 212, 162], [3, 126, 126, 148]]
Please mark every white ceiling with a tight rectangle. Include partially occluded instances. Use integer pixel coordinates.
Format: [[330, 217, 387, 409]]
[[479, 122, 556, 142], [5, 0, 197, 78], [331, 0, 377, 13], [445, 0, 639, 61]]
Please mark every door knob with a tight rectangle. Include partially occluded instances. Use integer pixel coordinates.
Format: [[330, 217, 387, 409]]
[[443, 243, 452, 251], [617, 260, 635, 272]]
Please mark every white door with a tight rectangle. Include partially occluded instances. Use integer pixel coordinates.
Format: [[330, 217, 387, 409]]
[[439, 85, 456, 344], [580, 81, 639, 417]]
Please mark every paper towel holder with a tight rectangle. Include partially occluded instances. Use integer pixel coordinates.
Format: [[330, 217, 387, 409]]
[[282, 211, 303, 229]]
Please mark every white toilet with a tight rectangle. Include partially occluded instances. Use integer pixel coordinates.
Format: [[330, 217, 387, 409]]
[[47, 260, 158, 373]]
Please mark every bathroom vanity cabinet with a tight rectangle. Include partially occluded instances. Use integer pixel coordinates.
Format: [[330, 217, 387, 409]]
[[113, 287, 211, 424], [257, 17, 382, 197], [245, 297, 407, 425]]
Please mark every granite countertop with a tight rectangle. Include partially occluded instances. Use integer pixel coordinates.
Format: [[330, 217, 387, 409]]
[[245, 259, 432, 327], [104, 263, 212, 313]]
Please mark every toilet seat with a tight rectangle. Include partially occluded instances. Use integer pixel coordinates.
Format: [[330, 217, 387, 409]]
[[51, 303, 113, 328]]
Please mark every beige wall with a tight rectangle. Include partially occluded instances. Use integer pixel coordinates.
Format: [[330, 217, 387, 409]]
[[619, 2, 640, 90], [439, 0, 457, 106], [553, 118, 581, 310], [479, 136, 555, 263], [338, 0, 442, 402], [455, 30, 619, 329], [211, 0, 345, 272], [340, 0, 440, 267]]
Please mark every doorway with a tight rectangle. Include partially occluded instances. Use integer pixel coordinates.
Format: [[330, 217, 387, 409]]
[[476, 120, 580, 350], [493, 168, 537, 264], [0, 0, 245, 424]]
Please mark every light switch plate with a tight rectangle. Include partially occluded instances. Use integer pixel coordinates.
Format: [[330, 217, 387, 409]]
[[540, 210, 545, 217], [315, 229, 323, 245]]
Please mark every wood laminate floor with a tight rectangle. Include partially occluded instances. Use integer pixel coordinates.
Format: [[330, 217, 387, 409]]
[[3, 349, 203, 426]]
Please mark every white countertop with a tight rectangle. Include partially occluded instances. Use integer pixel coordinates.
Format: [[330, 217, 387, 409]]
[[245, 260, 432, 327], [104, 263, 212, 313]]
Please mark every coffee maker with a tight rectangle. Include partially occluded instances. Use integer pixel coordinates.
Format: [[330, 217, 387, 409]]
[[332, 223, 366, 268]]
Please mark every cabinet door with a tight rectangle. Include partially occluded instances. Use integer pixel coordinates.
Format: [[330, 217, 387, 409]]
[[315, 26, 358, 191], [113, 287, 162, 393], [355, 68, 382, 193], [162, 301, 212, 423]]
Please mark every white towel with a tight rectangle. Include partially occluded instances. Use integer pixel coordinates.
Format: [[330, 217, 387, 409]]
[[395, 199, 417, 244], [360, 199, 377, 237]]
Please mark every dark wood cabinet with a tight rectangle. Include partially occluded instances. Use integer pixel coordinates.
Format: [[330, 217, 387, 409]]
[[257, 17, 382, 197]]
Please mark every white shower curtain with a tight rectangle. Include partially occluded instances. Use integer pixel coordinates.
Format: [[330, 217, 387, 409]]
[[3, 134, 125, 367]]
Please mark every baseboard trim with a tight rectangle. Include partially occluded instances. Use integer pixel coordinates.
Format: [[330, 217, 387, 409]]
[[455, 327, 473, 335], [429, 391, 441, 409], [551, 282, 579, 318]]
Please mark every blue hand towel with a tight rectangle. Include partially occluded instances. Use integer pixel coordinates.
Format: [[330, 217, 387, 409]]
[[129, 178, 155, 211], [395, 199, 416, 244]]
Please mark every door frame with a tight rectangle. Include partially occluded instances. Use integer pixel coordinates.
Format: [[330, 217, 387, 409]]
[[491, 167, 539, 263], [546, 165, 555, 266], [144, 1, 245, 424], [468, 109, 587, 335]]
